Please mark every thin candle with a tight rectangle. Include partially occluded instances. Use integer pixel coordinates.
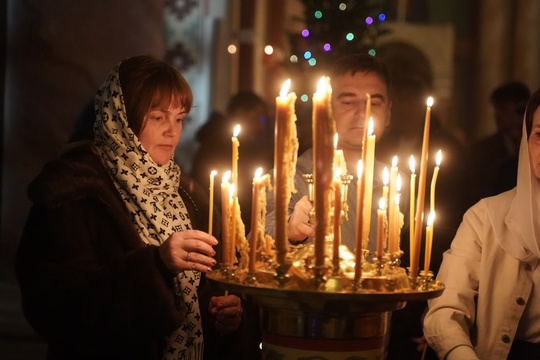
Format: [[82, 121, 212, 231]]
[[208, 170, 217, 235], [229, 183, 237, 265], [220, 171, 231, 266], [388, 156, 398, 253], [409, 155, 416, 264], [382, 167, 389, 205], [249, 167, 263, 273], [333, 168, 342, 262], [424, 211, 435, 274], [377, 198, 386, 259], [355, 160, 364, 283], [430, 150, 442, 214], [361, 118, 376, 252], [412, 96, 434, 280]]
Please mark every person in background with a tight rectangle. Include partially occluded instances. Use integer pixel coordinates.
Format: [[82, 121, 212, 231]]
[[191, 90, 273, 235], [15, 55, 246, 360], [424, 89, 540, 360], [265, 53, 410, 256], [468, 81, 530, 202]]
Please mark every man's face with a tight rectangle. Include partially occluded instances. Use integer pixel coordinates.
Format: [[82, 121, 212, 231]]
[[331, 71, 391, 151]]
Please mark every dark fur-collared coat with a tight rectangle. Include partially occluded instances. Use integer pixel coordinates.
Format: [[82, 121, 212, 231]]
[[15, 142, 259, 360]]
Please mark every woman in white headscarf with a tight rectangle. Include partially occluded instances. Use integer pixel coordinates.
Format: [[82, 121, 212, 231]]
[[424, 88, 540, 360], [16, 55, 248, 360]]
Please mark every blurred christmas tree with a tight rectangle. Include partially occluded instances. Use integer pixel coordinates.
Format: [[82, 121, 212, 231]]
[[285, 0, 390, 93]]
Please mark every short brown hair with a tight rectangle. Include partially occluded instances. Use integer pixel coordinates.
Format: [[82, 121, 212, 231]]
[[118, 55, 193, 135]]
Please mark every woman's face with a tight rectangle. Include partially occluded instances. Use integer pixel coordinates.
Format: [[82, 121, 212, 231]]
[[138, 106, 186, 165], [528, 107, 540, 180]]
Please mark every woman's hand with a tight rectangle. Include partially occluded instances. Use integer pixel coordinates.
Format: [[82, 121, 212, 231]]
[[159, 230, 218, 274], [288, 195, 315, 242], [209, 295, 242, 335]]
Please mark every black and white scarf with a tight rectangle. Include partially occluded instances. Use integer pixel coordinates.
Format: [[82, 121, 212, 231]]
[[93, 61, 203, 359]]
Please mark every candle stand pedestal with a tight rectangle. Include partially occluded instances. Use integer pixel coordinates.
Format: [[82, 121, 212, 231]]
[[208, 263, 443, 360]]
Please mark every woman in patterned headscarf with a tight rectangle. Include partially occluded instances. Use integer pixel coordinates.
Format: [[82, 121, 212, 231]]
[[16, 55, 246, 360], [424, 88, 540, 360]]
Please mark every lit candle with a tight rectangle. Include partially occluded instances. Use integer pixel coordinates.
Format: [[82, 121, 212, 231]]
[[412, 96, 434, 280], [424, 211, 435, 274], [333, 133, 347, 176], [274, 79, 298, 265], [409, 156, 416, 267], [430, 150, 442, 214], [388, 156, 398, 253], [393, 174, 402, 251], [208, 170, 217, 236], [377, 198, 386, 259], [333, 168, 342, 262], [230, 125, 241, 264], [249, 167, 263, 273], [229, 183, 237, 265], [382, 167, 389, 205], [361, 118, 376, 251], [231, 124, 241, 190], [355, 160, 364, 283], [220, 171, 231, 266], [312, 76, 335, 268]]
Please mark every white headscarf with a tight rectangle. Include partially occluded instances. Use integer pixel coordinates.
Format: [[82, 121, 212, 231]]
[[93, 60, 204, 359], [503, 101, 540, 261]]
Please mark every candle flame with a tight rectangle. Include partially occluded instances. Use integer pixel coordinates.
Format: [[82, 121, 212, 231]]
[[254, 167, 263, 179], [383, 167, 389, 185], [426, 96, 434, 107], [392, 155, 398, 167], [334, 133, 338, 149], [222, 170, 231, 183], [280, 79, 291, 98], [427, 211, 436, 226], [435, 149, 442, 166], [396, 174, 402, 192], [379, 197, 386, 210], [409, 155, 415, 174], [357, 160, 364, 179], [210, 170, 217, 177], [368, 117, 374, 136], [334, 167, 342, 179], [233, 124, 241, 137], [315, 76, 329, 97]]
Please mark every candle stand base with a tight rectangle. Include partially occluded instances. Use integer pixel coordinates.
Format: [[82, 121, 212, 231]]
[[208, 269, 443, 360]]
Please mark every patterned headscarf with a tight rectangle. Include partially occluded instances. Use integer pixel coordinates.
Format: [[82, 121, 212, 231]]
[[504, 95, 540, 262], [93, 60, 203, 359]]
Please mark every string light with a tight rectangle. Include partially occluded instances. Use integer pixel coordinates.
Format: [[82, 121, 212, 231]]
[[227, 44, 237, 54], [264, 45, 274, 55]]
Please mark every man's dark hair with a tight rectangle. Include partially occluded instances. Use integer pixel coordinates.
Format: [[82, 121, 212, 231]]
[[330, 54, 392, 92]]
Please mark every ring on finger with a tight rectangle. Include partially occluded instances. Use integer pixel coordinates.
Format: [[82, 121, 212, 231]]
[[186, 252, 192, 262], [191, 263, 196, 270]]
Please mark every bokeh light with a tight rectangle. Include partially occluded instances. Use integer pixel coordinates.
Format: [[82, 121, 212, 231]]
[[346, 33, 354, 41], [264, 45, 274, 55], [227, 44, 237, 54]]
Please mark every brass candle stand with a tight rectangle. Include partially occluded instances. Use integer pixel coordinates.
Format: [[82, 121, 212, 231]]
[[209, 170, 444, 359]]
